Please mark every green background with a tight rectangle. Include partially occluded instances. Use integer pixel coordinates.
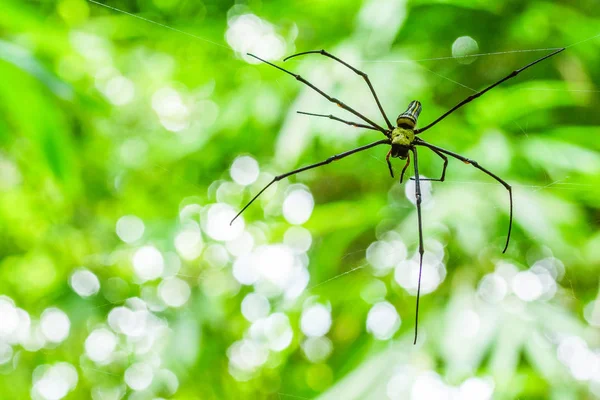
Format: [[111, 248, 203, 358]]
[[1, 0, 599, 399]]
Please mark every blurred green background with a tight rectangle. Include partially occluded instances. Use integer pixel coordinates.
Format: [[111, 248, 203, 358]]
[[1, 0, 599, 399]]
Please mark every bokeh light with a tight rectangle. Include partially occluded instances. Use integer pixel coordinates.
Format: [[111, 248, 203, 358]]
[[156, 369, 179, 397], [203, 203, 245, 241], [366, 301, 401, 340], [124, 362, 154, 391], [282, 187, 314, 225], [405, 176, 433, 207], [302, 336, 333, 363], [226, 11, 287, 63], [0, 342, 12, 365], [103, 75, 135, 106], [283, 226, 312, 254], [228, 338, 269, 379], [255, 244, 296, 291], [458, 377, 494, 400], [241, 292, 270, 322], [132, 246, 165, 282], [158, 277, 191, 307], [452, 36, 479, 64], [40, 308, 70, 343], [230, 155, 260, 186], [203, 244, 230, 268], [85, 328, 117, 363], [512, 270, 543, 302], [69, 268, 100, 297], [366, 239, 406, 273], [174, 223, 204, 261], [0, 297, 19, 338], [151, 87, 190, 132], [116, 215, 145, 244], [411, 371, 448, 399], [584, 300, 600, 327], [300, 303, 332, 337], [557, 336, 600, 382], [262, 312, 294, 351], [226, 230, 255, 257], [477, 273, 508, 303], [394, 254, 446, 296], [31, 362, 78, 400]]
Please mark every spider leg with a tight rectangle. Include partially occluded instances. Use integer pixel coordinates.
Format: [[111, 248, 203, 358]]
[[386, 149, 394, 178], [415, 47, 565, 134], [410, 147, 448, 182], [399, 152, 411, 183], [415, 139, 512, 253], [230, 139, 391, 224], [248, 54, 389, 136], [285, 50, 394, 130], [410, 147, 425, 345], [297, 111, 379, 131]]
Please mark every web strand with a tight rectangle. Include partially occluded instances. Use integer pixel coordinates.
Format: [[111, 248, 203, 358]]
[[362, 47, 564, 63], [307, 264, 366, 290], [87, 0, 600, 64], [417, 65, 478, 92], [86, 0, 231, 50], [565, 32, 600, 48], [523, 88, 600, 93]]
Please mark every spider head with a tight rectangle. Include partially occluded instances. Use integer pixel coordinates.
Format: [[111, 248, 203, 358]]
[[390, 145, 409, 159], [396, 100, 422, 129]]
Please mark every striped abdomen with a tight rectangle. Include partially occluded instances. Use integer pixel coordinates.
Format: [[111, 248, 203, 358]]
[[396, 100, 422, 129]]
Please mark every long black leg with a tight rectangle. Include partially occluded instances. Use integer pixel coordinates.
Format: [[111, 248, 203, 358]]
[[231, 139, 390, 224], [416, 138, 512, 253], [248, 54, 389, 136], [285, 50, 394, 130], [411, 147, 424, 345], [410, 147, 448, 182], [386, 149, 394, 178], [399, 153, 411, 183], [297, 111, 379, 131], [415, 48, 565, 134]]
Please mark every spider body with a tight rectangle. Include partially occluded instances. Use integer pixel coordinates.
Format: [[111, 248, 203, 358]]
[[234, 47, 565, 344], [390, 100, 421, 158]]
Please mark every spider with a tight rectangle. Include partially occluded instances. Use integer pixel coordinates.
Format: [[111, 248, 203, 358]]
[[230, 47, 565, 344]]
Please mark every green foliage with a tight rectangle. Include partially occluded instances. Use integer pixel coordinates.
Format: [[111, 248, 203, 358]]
[[0, 0, 599, 399]]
